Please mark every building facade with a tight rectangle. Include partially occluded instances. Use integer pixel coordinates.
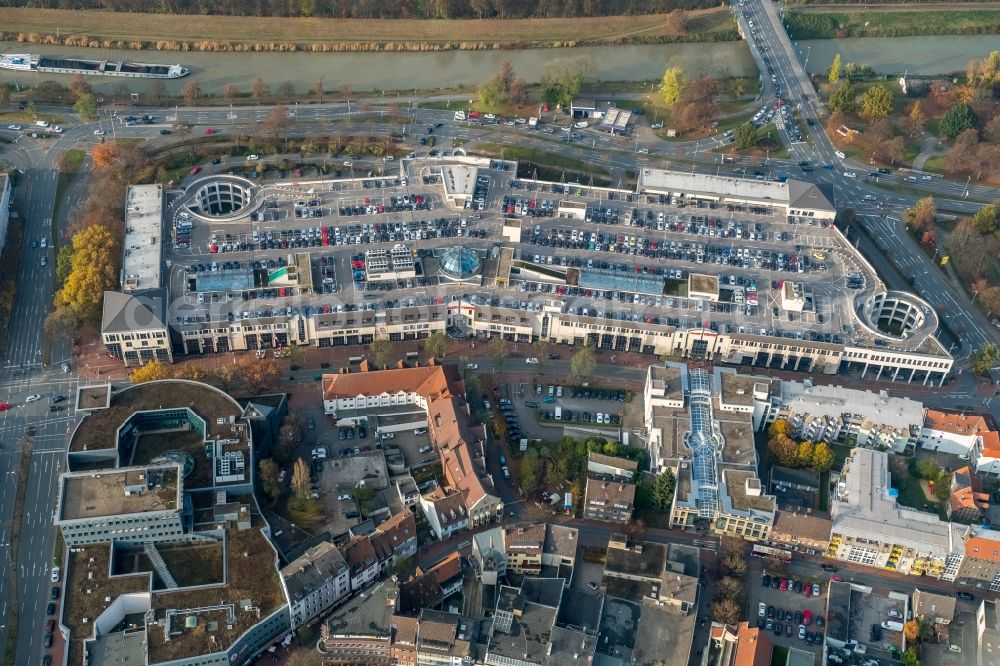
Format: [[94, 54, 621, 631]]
[[281, 541, 351, 629]]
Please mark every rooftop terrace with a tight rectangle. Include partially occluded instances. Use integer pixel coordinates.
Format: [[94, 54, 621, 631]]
[[60, 465, 179, 521]]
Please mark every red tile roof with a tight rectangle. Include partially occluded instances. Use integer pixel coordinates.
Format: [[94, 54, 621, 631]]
[[735, 622, 773, 666]]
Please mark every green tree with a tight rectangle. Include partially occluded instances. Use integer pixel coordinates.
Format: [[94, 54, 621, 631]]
[[519, 448, 540, 494], [934, 470, 952, 502], [73, 92, 98, 119], [540, 55, 593, 108], [477, 76, 505, 109], [258, 459, 282, 501], [811, 442, 835, 473], [660, 66, 687, 108], [971, 342, 1000, 375], [915, 459, 942, 480], [859, 85, 894, 121], [425, 331, 449, 359], [828, 82, 857, 114], [291, 457, 311, 502], [570, 341, 597, 378], [55, 246, 74, 286], [940, 102, 977, 140], [370, 338, 394, 368], [828, 53, 842, 84], [900, 648, 921, 666], [733, 121, 758, 149], [971, 204, 997, 235], [651, 469, 676, 510]]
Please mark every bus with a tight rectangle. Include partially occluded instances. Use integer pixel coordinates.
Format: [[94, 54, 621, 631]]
[[751, 544, 792, 562]]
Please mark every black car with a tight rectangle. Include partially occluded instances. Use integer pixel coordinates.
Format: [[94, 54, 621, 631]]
[[50, 586, 60, 600], [46, 602, 56, 616], [821, 563, 838, 572], [762, 573, 771, 587], [159, 129, 171, 135], [957, 591, 975, 601]]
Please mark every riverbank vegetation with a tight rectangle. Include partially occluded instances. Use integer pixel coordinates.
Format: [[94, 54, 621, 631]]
[[0, 7, 738, 52], [785, 9, 1000, 39]]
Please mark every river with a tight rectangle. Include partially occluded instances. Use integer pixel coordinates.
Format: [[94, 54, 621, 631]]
[[0, 34, 995, 95], [0, 40, 757, 95], [798, 35, 1000, 78]]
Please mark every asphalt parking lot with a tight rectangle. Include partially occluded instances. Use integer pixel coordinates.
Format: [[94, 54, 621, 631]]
[[749, 572, 829, 658]]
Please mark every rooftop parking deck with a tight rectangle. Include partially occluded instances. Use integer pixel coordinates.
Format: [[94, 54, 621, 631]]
[[161, 162, 951, 380]]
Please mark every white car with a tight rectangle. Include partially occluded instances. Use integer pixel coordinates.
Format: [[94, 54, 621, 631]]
[[25, 394, 41, 403], [380, 432, 395, 440], [835, 150, 846, 159], [247, 154, 260, 161], [7, 124, 22, 131], [844, 171, 857, 178], [759, 602, 767, 617], [525, 357, 539, 364], [51, 126, 63, 134], [337, 494, 352, 501], [651, 122, 663, 129], [922, 175, 933, 180], [93, 129, 105, 136], [343, 160, 353, 167], [51, 567, 60, 582], [484, 113, 496, 120], [466, 363, 479, 370]]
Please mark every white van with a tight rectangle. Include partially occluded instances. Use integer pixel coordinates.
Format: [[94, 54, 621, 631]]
[[454, 110, 467, 121], [35, 120, 50, 128]]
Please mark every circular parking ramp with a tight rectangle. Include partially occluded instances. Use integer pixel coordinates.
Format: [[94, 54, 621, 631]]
[[855, 290, 938, 346], [184, 175, 261, 222]]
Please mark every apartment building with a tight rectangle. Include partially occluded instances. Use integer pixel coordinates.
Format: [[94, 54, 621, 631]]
[[921, 409, 1000, 475], [504, 523, 546, 575], [754, 377, 923, 452], [323, 363, 503, 537], [583, 478, 635, 524], [281, 541, 351, 629]]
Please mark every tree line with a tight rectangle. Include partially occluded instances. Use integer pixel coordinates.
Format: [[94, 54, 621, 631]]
[[1, 0, 719, 18]]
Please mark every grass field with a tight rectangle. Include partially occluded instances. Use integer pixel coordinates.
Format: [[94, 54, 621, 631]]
[[0, 7, 736, 50], [785, 8, 1000, 39]]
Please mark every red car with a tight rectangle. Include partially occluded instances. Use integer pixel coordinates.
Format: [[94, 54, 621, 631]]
[[204, 128, 216, 135], [190, 166, 202, 175], [0, 403, 12, 411], [779, 578, 788, 591]]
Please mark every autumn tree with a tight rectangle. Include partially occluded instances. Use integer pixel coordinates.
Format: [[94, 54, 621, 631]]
[[828, 53, 842, 84], [768, 418, 792, 439], [291, 458, 311, 502], [251, 76, 270, 104], [489, 335, 507, 370], [222, 83, 240, 102], [795, 440, 816, 468], [146, 79, 167, 105], [181, 79, 202, 106], [276, 80, 296, 104], [313, 74, 326, 104], [259, 459, 282, 501], [371, 339, 394, 368], [55, 225, 122, 324], [859, 85, 894, 121], [718, 576, 743, 600], [129, 360, 173, 383], [425, 331, 449, 358], [519, 448, 540, 494], [812, 442, 836, 472], [68, 72, 91, 98], [768, 434, 799, 467], [902, 197, 937, 233], [979, 286, 1000, 318], [540, 55, 594, 108], [666, 9, 689, 34], [971, 342, 1000, 375], [971, 204, 998, 235], [907, 101, 927, 138], [233, 355, 279, 394], [722, 550, 748, 578], [570, 341, 597, 378], [660, 66, 687, 108], [713, 598, 742, 625]]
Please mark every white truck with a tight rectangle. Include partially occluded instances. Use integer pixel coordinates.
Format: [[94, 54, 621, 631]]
[[35, 120, 50, 128], [554, 406, 562, 420], [573, 121, 588, 129], [528, 117, 538, 127], [454, 110, 467, 121]]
